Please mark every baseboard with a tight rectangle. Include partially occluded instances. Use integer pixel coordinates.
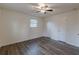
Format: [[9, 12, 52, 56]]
[[0, 36, 46, 47], [1, 36, 79, 48], [57, 40, 79, 48], [65, 41, 79, 48], [47, 36, 79, 48]]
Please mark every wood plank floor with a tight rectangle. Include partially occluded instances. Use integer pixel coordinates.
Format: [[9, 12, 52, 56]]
[[0, 37, 79, 55]]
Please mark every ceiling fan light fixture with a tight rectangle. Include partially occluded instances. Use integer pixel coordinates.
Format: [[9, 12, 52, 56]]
[[38, 3, 45, 7], [33, 3, 53, 14], [40, 10, 45, 13]]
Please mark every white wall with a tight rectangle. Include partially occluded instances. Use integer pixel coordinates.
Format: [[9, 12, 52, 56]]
[[65, 9, 79, 47], [44, 13, 67, 41], [0, 8, 44, 47], [44, 9, 79, 47], [1, 7, 79, 47]]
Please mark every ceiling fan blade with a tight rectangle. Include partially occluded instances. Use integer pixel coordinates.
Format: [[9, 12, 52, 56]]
[[46, 9, 53, 11]]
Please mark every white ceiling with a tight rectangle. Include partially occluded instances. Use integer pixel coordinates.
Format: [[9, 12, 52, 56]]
[[0, 3, 79, 18]]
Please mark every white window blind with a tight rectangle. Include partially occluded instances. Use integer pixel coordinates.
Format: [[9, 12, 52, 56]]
[[30, 19, 38, 27]]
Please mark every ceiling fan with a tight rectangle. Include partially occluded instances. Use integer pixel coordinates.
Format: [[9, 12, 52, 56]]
[[32, 3, 53, 14]]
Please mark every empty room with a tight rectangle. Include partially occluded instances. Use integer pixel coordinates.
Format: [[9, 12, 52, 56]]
[[0, 3, 79, 55]]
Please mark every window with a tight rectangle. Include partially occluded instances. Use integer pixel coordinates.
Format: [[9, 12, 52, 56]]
[[30, 19, 38, 27]]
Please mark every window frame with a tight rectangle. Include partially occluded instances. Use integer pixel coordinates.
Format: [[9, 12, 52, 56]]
[[30, 19, 38, 28]]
